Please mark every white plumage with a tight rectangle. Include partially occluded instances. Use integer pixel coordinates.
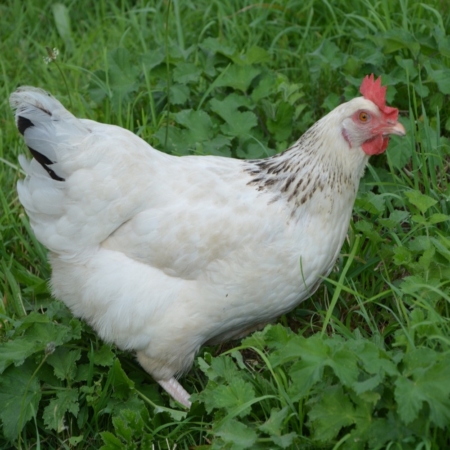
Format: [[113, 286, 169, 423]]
[[10, 76, 405, 407]]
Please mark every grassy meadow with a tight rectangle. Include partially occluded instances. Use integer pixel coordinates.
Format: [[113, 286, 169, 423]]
[[1, 0, 450, 448]]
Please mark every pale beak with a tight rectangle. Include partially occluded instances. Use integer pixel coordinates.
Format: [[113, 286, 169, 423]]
[[383, 121, 406, 137]]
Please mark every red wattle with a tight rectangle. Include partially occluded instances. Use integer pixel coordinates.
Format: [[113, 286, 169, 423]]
[[361, 135, 390, 155]]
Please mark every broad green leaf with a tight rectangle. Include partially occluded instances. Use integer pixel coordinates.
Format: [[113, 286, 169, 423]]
[[287, 360, 326, 399], [387, 140, 412, 170], [414, 81, 430, 97], [399, 275, 439, 298], [426, 67, 450, 95], [345, 395, 381, 448], [203, 378, 255, 416], [405, 190, 437, 214], [390, 208, 411, 225], [110, 358, 134, 400], [44, 301, 75, 322], [236, 140, 271, 159], [348, 340, 398, 378], [0, 362, 42, 441], [0, 319, 78, 373], [29, 321, 79, 356], [201, 134, 232, 157], [153, 404, 187, 421], [166, 43, 192, 62], [107, 48, 139, 109], [236, 46, 270, 65], [436, 29, 450, 58], [261, 323, 293, 351], [173, 63, 201, 84], [379, 29, 420, 57], [393, 246, 412, 266], [357, 390, 381, 406], [322, 92, 341, 111], [174, 109, 214, 142], [286, 335, 359, 400], [111, 409, 146, 444], [214, 64, 261, 92], [156, 109, 220, 155], [273, 333, 328, 366], [211, 92, 253, 111], [47, 347, 81, 380], [91, 344, 115, 367], [107, 395, 147, 419], [111, 418, 131, 444], [170, 84, 190, 105], [43, 389, 79, 432], [259, 407, 289, 436], [220, 112, 257, 137], [367, 413, 412, 448], [271, 433, 297, 448], [352, 374, 383, 395], [354, 44, 385, 66], [277, 79, 304, 105], [417, 246, 435, 271], [408, 236, 431, 252], [354, 220, 383, 244], [411, 215, 428, 224], [100, 431, 123, 450], [68, 436, 84, 446], [308, 385, 356, 442], [141, 48, 165, 70], [355, 192, 386, 214], [0, 338, 40, 373], [309, 40, 348, 70], [74, 364, 90, 382], [394, 377, 425, 425], [394, 354, 450, 427], [201, 37, 236, 57], [395, 57, 418, 79], [215, 419, 258, 448], [210, 94, 257, 137], [378, 210, 409, 229], [327, 345, 360, 387], [402, 347, 437, 372], [241, 327, 270, 350], [427, 213, 450, 224], [432, 235, 450, 262], [252, 72, 277, 102], [266, 101, 294, 141], [154, 125, 188, 155]]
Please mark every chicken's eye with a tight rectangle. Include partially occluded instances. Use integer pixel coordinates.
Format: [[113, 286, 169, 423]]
[[359, 112, 370, 122]]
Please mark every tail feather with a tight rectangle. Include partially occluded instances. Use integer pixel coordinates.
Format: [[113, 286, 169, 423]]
[[17, 156, 65, 216], [11, 86, 154, 257], [11, 86, 92, 255], [10, 86, 87, 181]]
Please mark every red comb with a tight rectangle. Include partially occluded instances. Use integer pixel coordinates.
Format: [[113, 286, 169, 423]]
[[360, 74, 398, 121]]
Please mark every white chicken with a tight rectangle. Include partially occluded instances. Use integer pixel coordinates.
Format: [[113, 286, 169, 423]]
[[10, 75, 405, 407]]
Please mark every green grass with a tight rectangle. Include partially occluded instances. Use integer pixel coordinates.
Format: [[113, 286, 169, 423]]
[[1, 0, 450, 448]]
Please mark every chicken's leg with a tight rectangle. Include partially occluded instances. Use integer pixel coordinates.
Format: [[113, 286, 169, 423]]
[[158, 378, 192, 408], [137, 351, 191, 408]]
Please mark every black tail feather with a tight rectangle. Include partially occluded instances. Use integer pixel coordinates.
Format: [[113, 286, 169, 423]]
[[17, 116, 34, 136], [27, 146, 65, 181]]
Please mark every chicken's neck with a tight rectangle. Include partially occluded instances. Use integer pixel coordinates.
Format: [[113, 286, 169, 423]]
[[244, 121, 368, 215]]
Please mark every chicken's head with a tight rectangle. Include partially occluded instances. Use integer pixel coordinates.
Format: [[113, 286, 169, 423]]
[[341, 74, 405, 156]]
